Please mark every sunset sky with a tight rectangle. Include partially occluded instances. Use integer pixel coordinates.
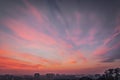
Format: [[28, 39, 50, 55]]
[[0, 0, 120, 75]]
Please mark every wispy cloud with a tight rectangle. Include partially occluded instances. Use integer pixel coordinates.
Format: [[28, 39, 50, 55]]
[[0, 0, 120, 74]]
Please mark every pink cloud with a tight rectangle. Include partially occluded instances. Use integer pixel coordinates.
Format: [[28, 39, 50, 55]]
[[67, 27, 98, 46], [103, 30, 120, 46], [65, 28, 82, 45], [23, 0, 59, 37], [93, 25, 120, 56], [75, 51, 87, 63], [93, 46, 110, 55], [2, 18, 57, 46], [23, 0, 44, 24], [67, 50, 87, 63], [57, 38, 73, 49], [75, 12, 81, 26], [65, 58, 78, 64]]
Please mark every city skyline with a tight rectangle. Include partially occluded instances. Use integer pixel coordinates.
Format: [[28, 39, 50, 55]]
[[0, 0, 120, 75]]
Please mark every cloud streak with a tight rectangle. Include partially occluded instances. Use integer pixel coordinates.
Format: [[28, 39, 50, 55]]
[[0, 0, 120, 74]]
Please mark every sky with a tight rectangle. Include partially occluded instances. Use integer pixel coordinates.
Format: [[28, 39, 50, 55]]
[[0, 0, 120, 75]]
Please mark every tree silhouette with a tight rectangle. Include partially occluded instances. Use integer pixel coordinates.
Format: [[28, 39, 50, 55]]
[[114, 68, 120, 80], [103, 68, 120, 80]]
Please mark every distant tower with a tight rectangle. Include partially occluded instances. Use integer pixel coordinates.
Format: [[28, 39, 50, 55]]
[[34, 73, 40, 80]]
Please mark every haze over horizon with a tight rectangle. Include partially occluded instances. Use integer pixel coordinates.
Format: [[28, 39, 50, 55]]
[[0, 0, 120, 75]]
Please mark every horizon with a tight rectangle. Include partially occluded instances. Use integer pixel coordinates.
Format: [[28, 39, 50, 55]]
[[0, 0, 120, 75]]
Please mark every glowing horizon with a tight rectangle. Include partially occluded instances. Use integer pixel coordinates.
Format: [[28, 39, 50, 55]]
[[0, 0, 120, 75]]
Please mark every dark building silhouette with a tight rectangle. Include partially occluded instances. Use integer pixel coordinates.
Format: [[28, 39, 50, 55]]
[[0, 68, 119, 80], [46, 73, 55, 80], [34, 73, 41, 80]]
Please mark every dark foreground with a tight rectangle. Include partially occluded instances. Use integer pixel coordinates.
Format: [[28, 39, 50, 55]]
[[0, 68, 120, 80]]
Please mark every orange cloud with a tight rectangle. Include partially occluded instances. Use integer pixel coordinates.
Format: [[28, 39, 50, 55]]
[[0, 56, 44, 70], [64, 50, 87, 64], [0, 49, 60, 66]]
